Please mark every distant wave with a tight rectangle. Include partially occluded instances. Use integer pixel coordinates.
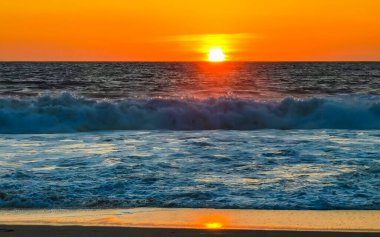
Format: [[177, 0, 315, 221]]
[[0, 93, 379, 133]]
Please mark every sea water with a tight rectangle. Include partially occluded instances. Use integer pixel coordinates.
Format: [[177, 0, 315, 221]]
[[0, 62, 379, 209]]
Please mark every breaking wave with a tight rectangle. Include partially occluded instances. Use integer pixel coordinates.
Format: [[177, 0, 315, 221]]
[[0, 93, 379, 133]]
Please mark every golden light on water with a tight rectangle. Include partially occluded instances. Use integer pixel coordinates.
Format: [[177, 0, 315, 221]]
[[208, 47, 226, 62], [205, 222, 223, 229]]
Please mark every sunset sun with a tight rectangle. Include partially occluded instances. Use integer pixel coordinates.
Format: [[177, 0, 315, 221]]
[[208, 47, 226, 62]]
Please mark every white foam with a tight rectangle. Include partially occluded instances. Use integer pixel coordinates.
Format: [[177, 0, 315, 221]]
[[0, 93, 379, 133]]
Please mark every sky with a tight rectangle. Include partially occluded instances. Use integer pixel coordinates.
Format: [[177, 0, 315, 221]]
[[1, 0, 379, 61]]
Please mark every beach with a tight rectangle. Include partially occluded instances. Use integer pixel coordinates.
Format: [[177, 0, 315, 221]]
[[1, 225, 379, 237], [0, 209, 379, 236]]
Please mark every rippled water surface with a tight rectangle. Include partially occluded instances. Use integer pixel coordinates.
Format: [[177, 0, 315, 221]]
[[1, 62, 380, 98], [0, 62, 379, 209], [0, 130, 379, 209]]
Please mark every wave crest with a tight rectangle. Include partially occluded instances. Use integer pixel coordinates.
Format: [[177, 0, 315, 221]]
[[0, 93, 379, 133]]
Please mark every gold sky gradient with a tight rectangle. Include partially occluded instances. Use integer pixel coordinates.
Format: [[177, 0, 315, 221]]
[[1, 0, 379, 61]]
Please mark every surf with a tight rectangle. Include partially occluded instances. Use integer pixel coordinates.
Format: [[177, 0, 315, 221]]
[[0, 93, 379, 134]]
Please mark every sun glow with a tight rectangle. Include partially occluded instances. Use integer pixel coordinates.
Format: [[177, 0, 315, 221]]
[[208, 47, 226, 62], [205, 222, 223, 229]]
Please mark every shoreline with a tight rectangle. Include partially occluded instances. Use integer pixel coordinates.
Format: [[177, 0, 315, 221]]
[[0, 209, 379, 233], [1, 225, 380, 237]]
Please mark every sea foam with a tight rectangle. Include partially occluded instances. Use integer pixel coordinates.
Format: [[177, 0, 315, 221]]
[[0, 93, 379, 133]]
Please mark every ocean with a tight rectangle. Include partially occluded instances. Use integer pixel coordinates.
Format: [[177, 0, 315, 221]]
[[0, 62, 379, 209]]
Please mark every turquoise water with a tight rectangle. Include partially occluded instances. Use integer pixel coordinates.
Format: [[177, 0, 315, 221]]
[[0, 130, 379, 209]]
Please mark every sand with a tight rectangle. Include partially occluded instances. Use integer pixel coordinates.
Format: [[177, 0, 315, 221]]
[[1, 225, 380, 237], [0, 208, 379, 236]]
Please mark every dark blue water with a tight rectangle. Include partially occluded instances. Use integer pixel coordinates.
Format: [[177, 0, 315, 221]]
[[1, 62, 379, 99]]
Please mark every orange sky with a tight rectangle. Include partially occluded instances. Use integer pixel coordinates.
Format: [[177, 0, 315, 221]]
[[1, 0, 379, 61]]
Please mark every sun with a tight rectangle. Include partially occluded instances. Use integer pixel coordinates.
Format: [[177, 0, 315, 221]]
[[208, 47, 226, 62]]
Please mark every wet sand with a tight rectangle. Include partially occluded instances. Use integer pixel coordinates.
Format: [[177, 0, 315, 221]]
[[0, 209, 379, 236]]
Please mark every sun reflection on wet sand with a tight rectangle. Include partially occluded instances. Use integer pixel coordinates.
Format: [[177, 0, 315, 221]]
[[195, 213, 230, 230], [0, 209, 379, 231], [205, 222, 223, 229]]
